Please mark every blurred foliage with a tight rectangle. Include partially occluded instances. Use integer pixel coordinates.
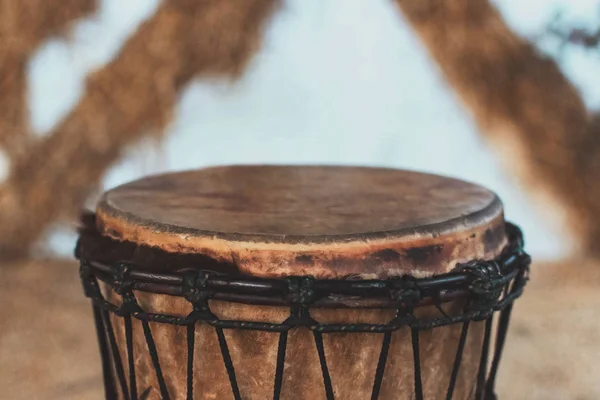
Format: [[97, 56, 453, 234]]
[[544, 6, 600, 53]]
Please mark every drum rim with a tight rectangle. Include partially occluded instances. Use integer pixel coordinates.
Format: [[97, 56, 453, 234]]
[[77, 222, 529, 310]]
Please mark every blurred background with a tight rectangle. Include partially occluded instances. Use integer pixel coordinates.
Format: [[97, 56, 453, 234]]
[[1, 0, 599, 398]]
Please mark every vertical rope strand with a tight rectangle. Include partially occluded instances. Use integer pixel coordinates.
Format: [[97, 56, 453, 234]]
[[186, 323, 195, 400], [124, 315, 138, 400], [101, 310, 130, 400], [141, 320, 170, 400], [485, 304, 514, 398], [215, 327, 242, 400], [446, 321, 471, 399], [475, 317, 493, 400], [313, 332, 335, 400], [93, 305, 117, 400], [411, 328, 424, 400], [371, 332, 392, 400], [273, 331, 288, 400]]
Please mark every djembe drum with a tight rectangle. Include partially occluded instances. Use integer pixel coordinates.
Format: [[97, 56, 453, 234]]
[[76, 166, 529, 400]]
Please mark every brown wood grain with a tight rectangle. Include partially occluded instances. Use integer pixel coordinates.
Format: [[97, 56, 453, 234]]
[[97, 165, 507, 278]]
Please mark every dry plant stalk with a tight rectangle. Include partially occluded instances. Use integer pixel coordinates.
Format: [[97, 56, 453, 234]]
[[0, 0, 97, 154], [395, 0, 600, 256], [0, 0, 280, 259]]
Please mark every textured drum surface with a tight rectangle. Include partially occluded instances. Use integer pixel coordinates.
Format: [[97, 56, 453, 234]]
[[96, 165, 506, 278], [84, 165, 513, 399]]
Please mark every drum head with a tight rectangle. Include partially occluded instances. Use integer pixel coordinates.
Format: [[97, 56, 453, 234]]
[[96, 165, 506, 278]]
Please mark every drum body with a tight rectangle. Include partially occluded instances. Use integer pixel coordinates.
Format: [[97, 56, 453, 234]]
[[77, 166, 529, 400], [100, 291, 482, 399]]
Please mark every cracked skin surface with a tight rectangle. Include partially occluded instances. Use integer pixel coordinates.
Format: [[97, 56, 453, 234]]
[[96, 165, 506, 278]]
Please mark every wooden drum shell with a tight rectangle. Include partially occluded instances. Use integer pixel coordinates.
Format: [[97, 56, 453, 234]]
[[105, 287, 484, 399]]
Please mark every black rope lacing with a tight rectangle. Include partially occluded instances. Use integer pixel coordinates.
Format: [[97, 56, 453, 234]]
[[78, 223, 530, 400]]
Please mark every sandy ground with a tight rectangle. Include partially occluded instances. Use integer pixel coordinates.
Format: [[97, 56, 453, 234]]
[[1, 259, 598, 399]]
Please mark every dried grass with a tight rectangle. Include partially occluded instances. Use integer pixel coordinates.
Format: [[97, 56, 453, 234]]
[[395, 0, 600, 257], [0, 0, 97, 154], [0, 0, 280, 259]]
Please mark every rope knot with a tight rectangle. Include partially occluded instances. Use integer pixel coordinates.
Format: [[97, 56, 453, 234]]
[[287, 276, 316, 306], [183, 271, 213, 308], [390, 278, 421, 314], [79, 260, 101, 298], [462, 260, 503, 314], [113, 263, 134, 295]]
